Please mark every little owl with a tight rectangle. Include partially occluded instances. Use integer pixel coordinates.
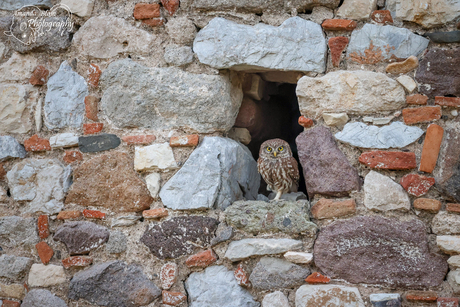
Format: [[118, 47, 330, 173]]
[[257, 138, 299, 201]]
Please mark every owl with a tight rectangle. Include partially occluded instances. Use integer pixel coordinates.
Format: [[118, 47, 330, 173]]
[[257, 138, 299, 201]]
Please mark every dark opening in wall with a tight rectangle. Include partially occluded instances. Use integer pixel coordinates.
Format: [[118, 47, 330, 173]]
[[233, 73, 307, 197]]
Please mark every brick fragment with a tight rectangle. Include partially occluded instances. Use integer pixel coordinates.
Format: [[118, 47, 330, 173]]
[[85, 96, 99, 121], [143, 208, 168, 219], [162, 290, 186, 306], [322, 19, 357, 31], [359, 151, 416, 170], [35, 241, 54, 265], [371, 10, 393, 24], [160, 263, 177, 290], [122, 135, 156, 145], [402, 106, 442, 124], [64, 150, 83, 164], [420, 124, 444, 173], [87, 64, 102, 87], [37, 215, 49, 239], [447, 203, 460, 214], [185, 249, 217, 268], [2, 300, 20, 307], [328, 37, 349, 67], [134, 3, 161, 19], [234, 263, 250, 287], [170, 135, 199, 147], [62, 256, 93, 269], [438, 297, 459, 307], [386, 55, 419, 74], [24, 135, 51, 152], [406, 290, 437, 302], [235, 97, 258, 128], [305, 272, 331, 284], [435, 96, 460, 107], [298, 116, 314, 128], [83, 123, 103, 135], [142, 18, 165, 27], [400, 174, 435, 196], [29, 65, 49, 85], [82, 209, 106, 219], [161, 0, 179, 15], [413, 198, 442, 213], [311, 198, 356, 219], [407, 94, 428, 105], [57, 210, 82, 220]]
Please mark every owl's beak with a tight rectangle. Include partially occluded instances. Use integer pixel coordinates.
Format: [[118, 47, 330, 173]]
[[273, 152, 277, 157]]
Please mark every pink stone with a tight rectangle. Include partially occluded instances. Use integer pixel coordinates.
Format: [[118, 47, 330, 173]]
[[160, 263, 177, 290], [234, 263, 250, 287]]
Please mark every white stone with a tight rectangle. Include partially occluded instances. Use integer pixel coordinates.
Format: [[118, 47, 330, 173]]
[[284, 251, 313, 264], [111, 215, 142, 227], [364, 171, 410, 212], [166, 17, 197, 45], [225, 238, 302, 261], [396, 75, 417, 93], [337, 0, 377, 20], [227, 127, 251, 145], [262, 291, 289, 307], [0, 42, 6, 59], [134, 143, 177, 172], [323, 113, 349, 126], [363, 116, 394, 125], [335, 122, 424, 149], [0, 187, 7, 202], [0, 52, 38, 82], [447, 269, 460, 294], [297, 71, 406, 118], [432, 212, 460, 235], [452, 110, 458, 116], [145, 173, 161, 198], [295, 285, 365, 307], [0, 84, 36, 134], [61, 0, 94, 17], [49, 133, 79, 148], [437, 236, 460, 255], [448, 255, 460, 268], [164, 45, 194, 66], [369, 293, 401, 303], [28, 264, 66, 287]]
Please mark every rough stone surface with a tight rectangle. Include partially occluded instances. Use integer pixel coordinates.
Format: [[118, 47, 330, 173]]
[[192, 0, 340, 12], [160, 137, 259, 210], [0, 284, 25, 300], [359, 151, 416, 170], [160, 263, 177, 290], [438, 236, 460, 255], [145, 173, 161, 198], [396, 75, 417, 93], [284, 252, 313, 264], [185, 266, 259, 307], [140, 216, 218, 259], [364, 171, 410, 211], [165, 17, 197, 45], [447, 270, 460, 294], [7, 158, 71, 214], [296, 285, 365, 307], [78, 134, 121, 153], [105, 231, 127, 254], [296, 126, 360, 197], [225, 200, 317, 235], [0, 84, 35, 134], [0, 53, 37, 82], [53, 222, 109, 255], [49, 133, 79, 148], [68, 261, 161, 306], [262, 291, 289, 307], [28, 264, 66, 287], [134, 143, 177, 171], [369, 294, 401, 307], [0, 216, 38, 248], [227, 127, 251, 145], [335, 122, 424, 149], [164, 45, 194, 66], [297, 71, 405, 118], [432, 212, 460, 235], [400, 174, 435, 196], [249, 257, 310, 290], [111, 215, 142, 227], [314, 216, 447, 287], [311, 198, 356, 219], [21, 289, 67, 307], [0, 254, 32, 281], [337, 0, 377, 20], [386, 56, 419, 74], [100, 59, 242, 133], [0, 0, 51, 10], [194, 17, 326, 72], [225, 238, 302, 261], [0, 136, 26, 162], [323, 113, 349, 126]]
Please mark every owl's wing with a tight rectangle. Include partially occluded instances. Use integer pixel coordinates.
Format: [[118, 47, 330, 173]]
[[288, 157, 300, 183]]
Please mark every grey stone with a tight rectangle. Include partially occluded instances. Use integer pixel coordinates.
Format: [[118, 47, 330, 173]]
[[0, 136, 26, 162], [44, 61, 88, 130], [347, 24, 429, 63], [164, 45, 194, 66], [69, 261, 161, 307], [432, 212, 460, 235], [211, 224, 234, 246], [426, 31, 460, 43], [0, 0, 51, 10], [100, 59, 242, 133], [257, 194, 270, 202], [160, 137, 259, 210], [225, 200, 317, 235], [296, 126, 361, 197], [249, 257, 310, 290], [337, 0, 377, 20], [370, 293, 401, 307], [106, 231, 127, 254], [308, 6, 334, 24], [268, 192, 307, 201], [364, 171, 410, 212], [140, 216, 218, 259], [165, 17, 197, 45], [335, 122, 424, 149], [193, 17, 326, 73], [22, 289, 68, 307], [78, 134, 121, 153], [185, 265, 259, 307], [448, 270, 460, 294], [0, 216, 38, 248], [0, 254, 33, 281], [313, 216, 447, 287], [262, 291, 290, 307], [295, 285, 365, 307], [111, 215, 142, 227], [225, 238, 302, 261], [7, 158, 71, 214], [53, 221, 109, 255]]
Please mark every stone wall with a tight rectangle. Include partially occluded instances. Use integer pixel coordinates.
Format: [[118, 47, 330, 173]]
[[0, 0, 459, 306]]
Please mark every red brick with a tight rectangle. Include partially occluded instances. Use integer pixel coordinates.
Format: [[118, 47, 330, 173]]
[[438, 297, 459, 307], [57, 210, 82, 220], [83, 123, 103, 135], [62, 256, 93, 269], [143, 208, 168, 219], [160, 263, 177, 290], [36, 241, 54, 265], [142, 18, 165, 27], [82, 209, 106, 219], [322, 19, 357, 31], [371, 10, 393, 24], [122, 135, 156, 145], [305, 272, 331, 284], [2, 300, 20, 307], [234, 263, 250, 287], [359, 151, 416, 170], [37, 215, 49, 239], [235, 97, 258, 128], [134, 3, 160, 19], [402, 106, 442, 124], [170, 134, 199, 147], [87, 64, 101, 87], [407, 94, 428, 105], [406, 290, 437, 302], [185, 249, 217, 268], [64, 150, 83, 164], [447, 203, 460, 214], [328, 37, 348, 67], [0, 163, 6, 181], [24, 135, 51, 152], [413, 198, 442, 213], [400, 174, 435, 196], [298, 116, 314, 128], [311, 198, 356, 219], [84, 96, 99, 121], [435, 96, 460, 107], [420, 124, 444, 173], [29, 65, 49, 86], [162, 290, 186, 306], [161, 0, 179, 15]]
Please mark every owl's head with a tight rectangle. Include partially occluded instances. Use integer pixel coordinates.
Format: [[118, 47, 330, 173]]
[[259, 138, 292, 159]]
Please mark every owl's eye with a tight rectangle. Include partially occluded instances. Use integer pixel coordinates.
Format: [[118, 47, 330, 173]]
[[278, 146, 284, 152], [266, 147, 272, 152]]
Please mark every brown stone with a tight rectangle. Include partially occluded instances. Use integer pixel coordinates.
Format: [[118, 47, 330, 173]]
[[185, 250, 217, 268], [64, 150, 83, 164], [2, 300, 20, 307], [35, 242, 53, 265], [407, 94, 428, 105], [83, 123, 103, 135], [386, 55, 419, 74], [142, 18, 165, 27], [371, 10, 393, 24], [162, 290, 186, 306], [161, 0, 179, 15], [322, 19, 357, 31], [435, 96, 460, 107], [298, 116, 314, 128], [400, 174, 435, 196], [438, 297, 459, 307], [311, 198, 356, 219], [0, 163, 5, 181], [420, 124, 444, 173], [406, 290, 437, 302], [57, 210, 82, 220], [447, 203, 460, 214], [29, 65, 49, 86], [235, 97, 259, 128], [402, 106, 442, 125], [305, 272, 331, 284], [122, 135, 156, 145], [62, 256, 93, 269], [54, 221, 109, 255], [87, 64, 101, 87], [133, 3, 161, 19], [234, 263, 251, 287], [328, 37, 349, 67], [359, 151, 416, 170], [84, 96, 99, 121], [413, 198, 442, 212], [82, 209, 106, 219], [170, 134, 199, 147], [37, 215, 49, 239], [143, 208, 168, 219], [24, 135, 51, 152], [160, 263, 177, 290]]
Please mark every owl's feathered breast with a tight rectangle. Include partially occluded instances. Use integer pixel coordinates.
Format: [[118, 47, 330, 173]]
[[257, 156, 299, 192]]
